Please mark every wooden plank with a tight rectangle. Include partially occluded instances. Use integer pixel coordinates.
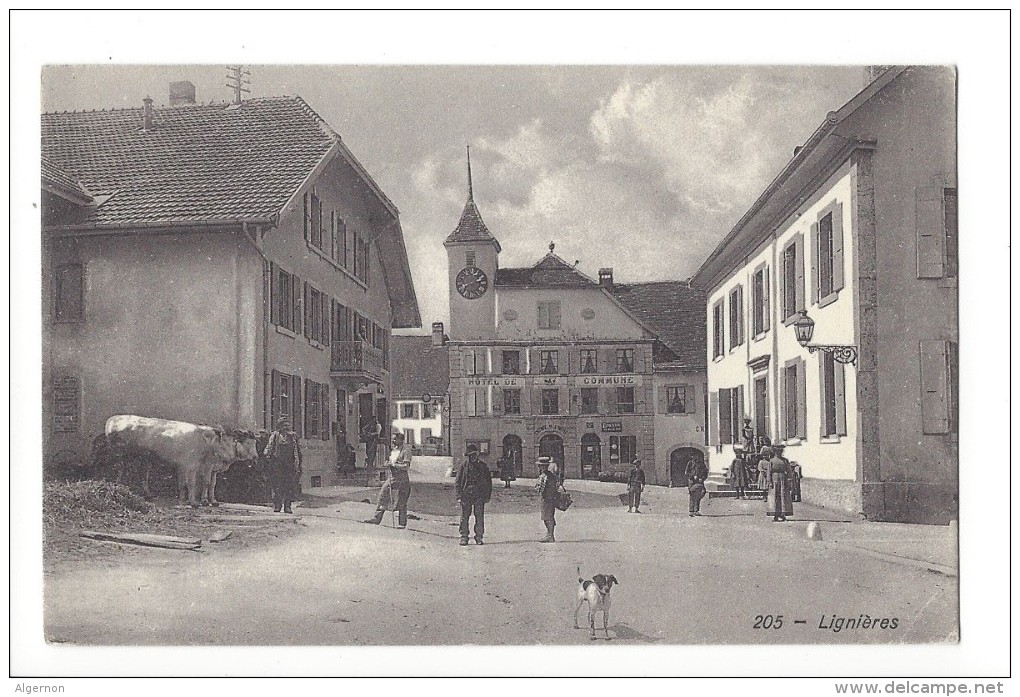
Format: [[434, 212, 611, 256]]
[[80, 531, 201, 550], [197, 514, 298, 524]]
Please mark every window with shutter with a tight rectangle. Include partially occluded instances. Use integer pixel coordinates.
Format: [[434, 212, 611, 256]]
[[782, 362, 802, 440], [291, 374, 302, 436], [782, 240, 798, 321], [541, 389, 559, 415], [292, 274, 302, 335], [708, 390, 719, 444], [920, 340, 952, 434], [944, 188, 958, 278], [503, 389, 521, 415], [617, 387, 635, 414], [796, 359, 807, 439], [712, 300, 725, 358], [580, 388, 599, 414], [580, 349, 598, 374], [303, 283, 312, 339], [728, 286, 744, 348], [916, 187, 947, 279], [719, 387, 732, 444]]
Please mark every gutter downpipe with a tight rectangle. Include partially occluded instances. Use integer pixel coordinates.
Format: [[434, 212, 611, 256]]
[[240, 222, 271, 430]]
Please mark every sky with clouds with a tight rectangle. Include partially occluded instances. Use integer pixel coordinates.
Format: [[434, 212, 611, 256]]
[[42, 64, 866, 330]]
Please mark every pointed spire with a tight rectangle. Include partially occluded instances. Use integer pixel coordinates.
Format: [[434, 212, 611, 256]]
[[466, 144, 474, 202]]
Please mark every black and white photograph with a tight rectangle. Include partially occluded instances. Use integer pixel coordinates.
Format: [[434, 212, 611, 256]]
[[11, 8, 1012, 689]]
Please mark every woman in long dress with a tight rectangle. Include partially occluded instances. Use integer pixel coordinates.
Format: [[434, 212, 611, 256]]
[[765, 444, 794, 522]]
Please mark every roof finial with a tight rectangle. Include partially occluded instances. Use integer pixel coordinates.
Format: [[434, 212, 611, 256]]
[[466, 145, 473, 202], [549, 241, 555, 254]]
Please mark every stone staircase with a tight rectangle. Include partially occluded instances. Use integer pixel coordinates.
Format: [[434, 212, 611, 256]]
[[706, 469, 766, 499]]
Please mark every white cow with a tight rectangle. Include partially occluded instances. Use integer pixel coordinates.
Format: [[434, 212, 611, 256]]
[[102, 415, 259, 508]]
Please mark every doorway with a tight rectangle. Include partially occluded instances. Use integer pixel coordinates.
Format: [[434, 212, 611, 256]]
[[670, 447, 704, 487], [580, 433, 602, 480], [538, 433, 565, 471], [502, 434, 523, 477]]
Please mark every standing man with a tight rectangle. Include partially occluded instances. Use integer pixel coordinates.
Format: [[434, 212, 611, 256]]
[[361, 416, 382, 469], [685, 456, 709, 517], [455, 444, 492, 546], [363, 431, 413, 528], [499, 456, 516, 489], [626, 459, 646, 513], [730, 445, 749, 499], [265, 418, 302, 514], [536, 457, 564, 543]]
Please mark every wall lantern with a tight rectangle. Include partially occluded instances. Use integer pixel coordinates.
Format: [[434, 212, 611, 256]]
[[792, 310, 858, 366]]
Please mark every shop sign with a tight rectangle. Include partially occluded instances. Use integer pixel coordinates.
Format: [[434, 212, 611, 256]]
[[466, 377, 521, 387], [577, 375, 640, 386], [601, 422, 623, 433]]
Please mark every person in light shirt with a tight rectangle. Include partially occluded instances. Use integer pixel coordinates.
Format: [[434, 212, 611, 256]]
[[363, 432, 413, 528]]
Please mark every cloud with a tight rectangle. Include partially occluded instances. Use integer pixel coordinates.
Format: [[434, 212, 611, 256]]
[[589, 76, 771, 216]]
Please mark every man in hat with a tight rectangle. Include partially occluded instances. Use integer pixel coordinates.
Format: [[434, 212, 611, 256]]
[[685, 456, 709, 516], [455, 444, 492, 546], [535, 457, 564, 542], [264, 418, 302, 514], [626, 459, 646, 513]]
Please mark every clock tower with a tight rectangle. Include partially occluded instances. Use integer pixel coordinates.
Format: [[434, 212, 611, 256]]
[[444, 147, 500, 340]]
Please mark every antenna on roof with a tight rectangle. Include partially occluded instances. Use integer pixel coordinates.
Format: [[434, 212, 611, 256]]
[[226, 65, 251, 104], [466, 144, 474, 202]]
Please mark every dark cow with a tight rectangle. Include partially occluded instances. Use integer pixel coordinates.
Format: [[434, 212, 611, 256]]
[[102, 415, 259, 508]]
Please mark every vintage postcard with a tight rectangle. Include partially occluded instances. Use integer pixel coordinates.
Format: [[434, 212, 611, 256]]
[[12, 9, 1011, 686]]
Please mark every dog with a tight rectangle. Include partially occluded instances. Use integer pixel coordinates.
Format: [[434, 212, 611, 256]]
[[573, 566, 619, 640]]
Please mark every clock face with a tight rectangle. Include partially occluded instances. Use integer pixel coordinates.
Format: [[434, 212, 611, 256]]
[[456, 266, 489, 299]]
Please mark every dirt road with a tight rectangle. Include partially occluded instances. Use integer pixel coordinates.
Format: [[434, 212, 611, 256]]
[[44, 472, 957, 646]]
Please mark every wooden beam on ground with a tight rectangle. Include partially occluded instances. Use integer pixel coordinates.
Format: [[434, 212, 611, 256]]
[[80, 530, 202, 550]]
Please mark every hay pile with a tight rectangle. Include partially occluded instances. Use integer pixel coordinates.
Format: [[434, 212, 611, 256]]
[[44, 480, 152, 530]]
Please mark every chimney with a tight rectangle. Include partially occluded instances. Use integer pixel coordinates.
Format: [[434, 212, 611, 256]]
[[431, 322, 445, 347], [169, 80, 196, 106], [142, 96, 154, 131], [599, 268, 614, 293]]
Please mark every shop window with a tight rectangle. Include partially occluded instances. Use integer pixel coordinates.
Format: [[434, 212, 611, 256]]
[[609, 435, 637, 465]]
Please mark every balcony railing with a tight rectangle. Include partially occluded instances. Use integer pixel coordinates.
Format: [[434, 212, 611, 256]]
[[331, 341, 386, 379]]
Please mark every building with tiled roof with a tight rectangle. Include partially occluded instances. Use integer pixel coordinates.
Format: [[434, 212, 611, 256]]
[[389, 327, 451, 453], [42, 84, 421, 491], [441, 154, 707, 485], [690, 66, 956, 524], [612, 280, 708, 369]]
